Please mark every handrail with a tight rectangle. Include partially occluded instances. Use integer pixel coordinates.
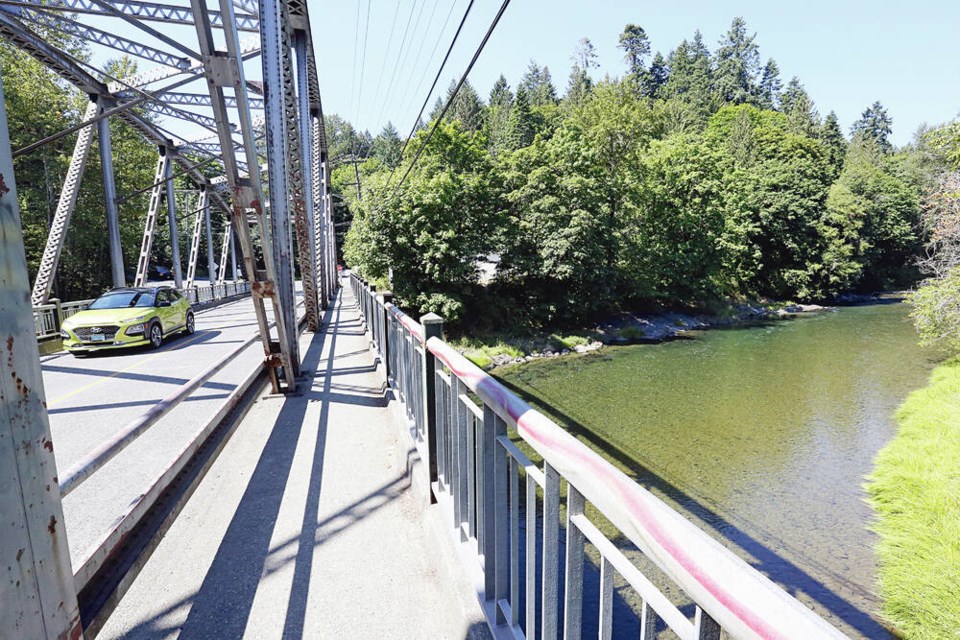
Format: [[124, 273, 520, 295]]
[[423, 336, 845, 639], [346, 268, 843, 637]]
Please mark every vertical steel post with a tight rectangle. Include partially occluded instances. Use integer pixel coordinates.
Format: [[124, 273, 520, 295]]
[[164, 151, 182, 288], [421, 314, 443, 500], [133, 152, 168, 287], [97, 107, 124, 288], [230, 226, 238, 281], [204, 188, 215, 285], [312, 119, 328, 309], [260, 0, 299, 374], [0, 70, 83, 640], [294, 31, 320, 330], [217, 218, 230, 285]]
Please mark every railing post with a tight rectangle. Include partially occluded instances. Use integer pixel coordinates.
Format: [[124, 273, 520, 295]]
[[369, 284, 378, 353], [50, 297, 63, 332], [421, 313, 443, 500], [381, 292, 393, 380]]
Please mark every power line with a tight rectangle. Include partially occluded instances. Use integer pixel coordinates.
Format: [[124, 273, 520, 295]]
[[391, 0, 445, 124], [366, 0, 403, 130], [389, 0, 512, 196], [372, 0, 423, 131], [396, 0, 461, 128], [352, 0, 373, 128], [384, 0, 476, 190]]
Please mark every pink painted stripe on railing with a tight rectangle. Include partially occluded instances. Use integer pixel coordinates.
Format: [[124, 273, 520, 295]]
[[385, 302, 424, 344], [425, 336, 846, 640]]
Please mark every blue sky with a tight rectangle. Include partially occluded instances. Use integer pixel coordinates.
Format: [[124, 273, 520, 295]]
[[310, 0, 960, 147]]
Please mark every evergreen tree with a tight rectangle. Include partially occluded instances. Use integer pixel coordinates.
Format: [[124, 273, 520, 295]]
[[446, 79, 484, 132], [489, 74, 513, 108], [371, 121, 402, 168], [662, 31, 714, 118], [507, 85, 535, 150], [644, 52, 669, 99], [485, 76, 514, 156], [757, 58, 782, 109], [779, 77, 819, 136], [713, 17, 760, 105], [428, 95, 444, 121], [851, 101, 894, 152], [566, 38, 598, 103], [520, 60, 558, 107], [618, 24, 651, 77], [819, 111, 847, 179]]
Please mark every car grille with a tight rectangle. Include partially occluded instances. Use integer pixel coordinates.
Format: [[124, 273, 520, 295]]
[[74, 325, 119, 341]]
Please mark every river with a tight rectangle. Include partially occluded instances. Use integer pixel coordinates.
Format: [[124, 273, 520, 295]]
[[496, 302, 936, 638]]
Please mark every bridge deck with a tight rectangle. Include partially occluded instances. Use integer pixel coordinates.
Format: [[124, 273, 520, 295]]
[[95, 285, 488, 639]]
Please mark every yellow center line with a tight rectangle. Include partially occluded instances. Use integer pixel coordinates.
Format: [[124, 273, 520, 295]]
[[47, 331, 211, 408]]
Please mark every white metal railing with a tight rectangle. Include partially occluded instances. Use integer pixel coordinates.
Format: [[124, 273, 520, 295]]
[[33, 283, 251, 341], [348, 271, 846, 640]]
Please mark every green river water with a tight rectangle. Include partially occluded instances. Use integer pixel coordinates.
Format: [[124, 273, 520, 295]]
[[496, 302, 937, 638]]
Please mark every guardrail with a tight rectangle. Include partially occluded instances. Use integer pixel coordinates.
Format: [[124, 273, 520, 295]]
[[33, 283, 252, 341], [348, 272, 845, 640]]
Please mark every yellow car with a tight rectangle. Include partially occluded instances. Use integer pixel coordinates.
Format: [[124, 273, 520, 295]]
[[60, 286, 195, 356]]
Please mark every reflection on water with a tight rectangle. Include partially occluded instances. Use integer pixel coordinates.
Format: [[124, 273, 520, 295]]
[[497, 303, 936, 638]]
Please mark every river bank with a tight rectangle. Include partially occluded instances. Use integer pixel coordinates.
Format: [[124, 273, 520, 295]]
[[866, 358, 960, 638], [455, 298, 834, 370]]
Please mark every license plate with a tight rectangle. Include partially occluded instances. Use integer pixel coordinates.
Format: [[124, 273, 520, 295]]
[[89, 334, 105, 342]]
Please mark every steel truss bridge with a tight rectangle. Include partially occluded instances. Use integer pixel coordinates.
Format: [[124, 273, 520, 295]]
[[1, 0, 335, 636]]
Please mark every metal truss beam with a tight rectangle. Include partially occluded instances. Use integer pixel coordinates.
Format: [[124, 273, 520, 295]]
[[15, 8, 192, 69], [217, 218, 231, 284], [184, 189, 206, 288], [134, 152, 168, 286], [1, 0, 259, 31], [156, 91, 264, 110], [31, 100, 98, 305]]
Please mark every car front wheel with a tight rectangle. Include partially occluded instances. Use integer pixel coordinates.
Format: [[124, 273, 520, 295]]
[[185, 311, 195, 335], [148, 323, 163, 349]]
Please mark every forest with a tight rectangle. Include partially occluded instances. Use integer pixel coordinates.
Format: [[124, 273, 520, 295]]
[[338, 18, 958, 334]]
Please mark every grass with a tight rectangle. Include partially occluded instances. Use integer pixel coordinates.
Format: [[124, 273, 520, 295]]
[[866, 358, 960, 639]]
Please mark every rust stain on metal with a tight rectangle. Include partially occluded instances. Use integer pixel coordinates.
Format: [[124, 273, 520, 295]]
[[252, 280, 276, 297], [0, 173, 9, 197], [43, 439, 53, 453], [16, 548, 23, 561], [47, 515, 57, 535]]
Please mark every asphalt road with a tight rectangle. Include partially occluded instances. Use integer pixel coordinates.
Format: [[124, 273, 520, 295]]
[[40, 293, 300, 566]]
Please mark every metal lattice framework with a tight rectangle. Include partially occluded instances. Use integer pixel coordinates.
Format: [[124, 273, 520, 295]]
[[0, 0, 337, 392]]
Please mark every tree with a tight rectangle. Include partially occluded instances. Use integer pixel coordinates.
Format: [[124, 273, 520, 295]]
[[852, 101, 893, 152], [343, 121, 501, 323], [644, 52, 669, 99], [713, 17, 760, 105], [506, 85, 535, 150], [618, 24, 651, 78], [780, 77, 819, 136], [824, 136, 920, 290], [757, 58, 782, 109], [485, 75, 514, 156], [566, 38, 598, 103], [371, 121, 403, 168], [662, 31, 714, 120], [818, 111, 847, 179], [519, 60, 558, 107], [489, 74, 513, 108], [445, 79, 484, 132]]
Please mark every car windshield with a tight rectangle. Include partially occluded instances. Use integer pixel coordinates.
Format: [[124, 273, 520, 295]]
[[88, 291, 156, 309]]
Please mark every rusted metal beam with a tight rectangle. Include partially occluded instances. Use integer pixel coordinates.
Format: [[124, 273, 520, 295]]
[[0, 69, 82, 640]]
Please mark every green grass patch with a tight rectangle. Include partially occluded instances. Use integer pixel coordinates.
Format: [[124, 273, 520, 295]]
[[549, 333, 591, 349], [619, 325, 647, 340], [866, 359, 960, 638]]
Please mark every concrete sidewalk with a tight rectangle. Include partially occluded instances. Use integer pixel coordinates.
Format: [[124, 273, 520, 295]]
[[98, 284, 489, 639]]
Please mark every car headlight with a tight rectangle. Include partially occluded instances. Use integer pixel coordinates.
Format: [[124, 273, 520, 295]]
[[60, 329, 70, 339], [125, 323, 146, 336]]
